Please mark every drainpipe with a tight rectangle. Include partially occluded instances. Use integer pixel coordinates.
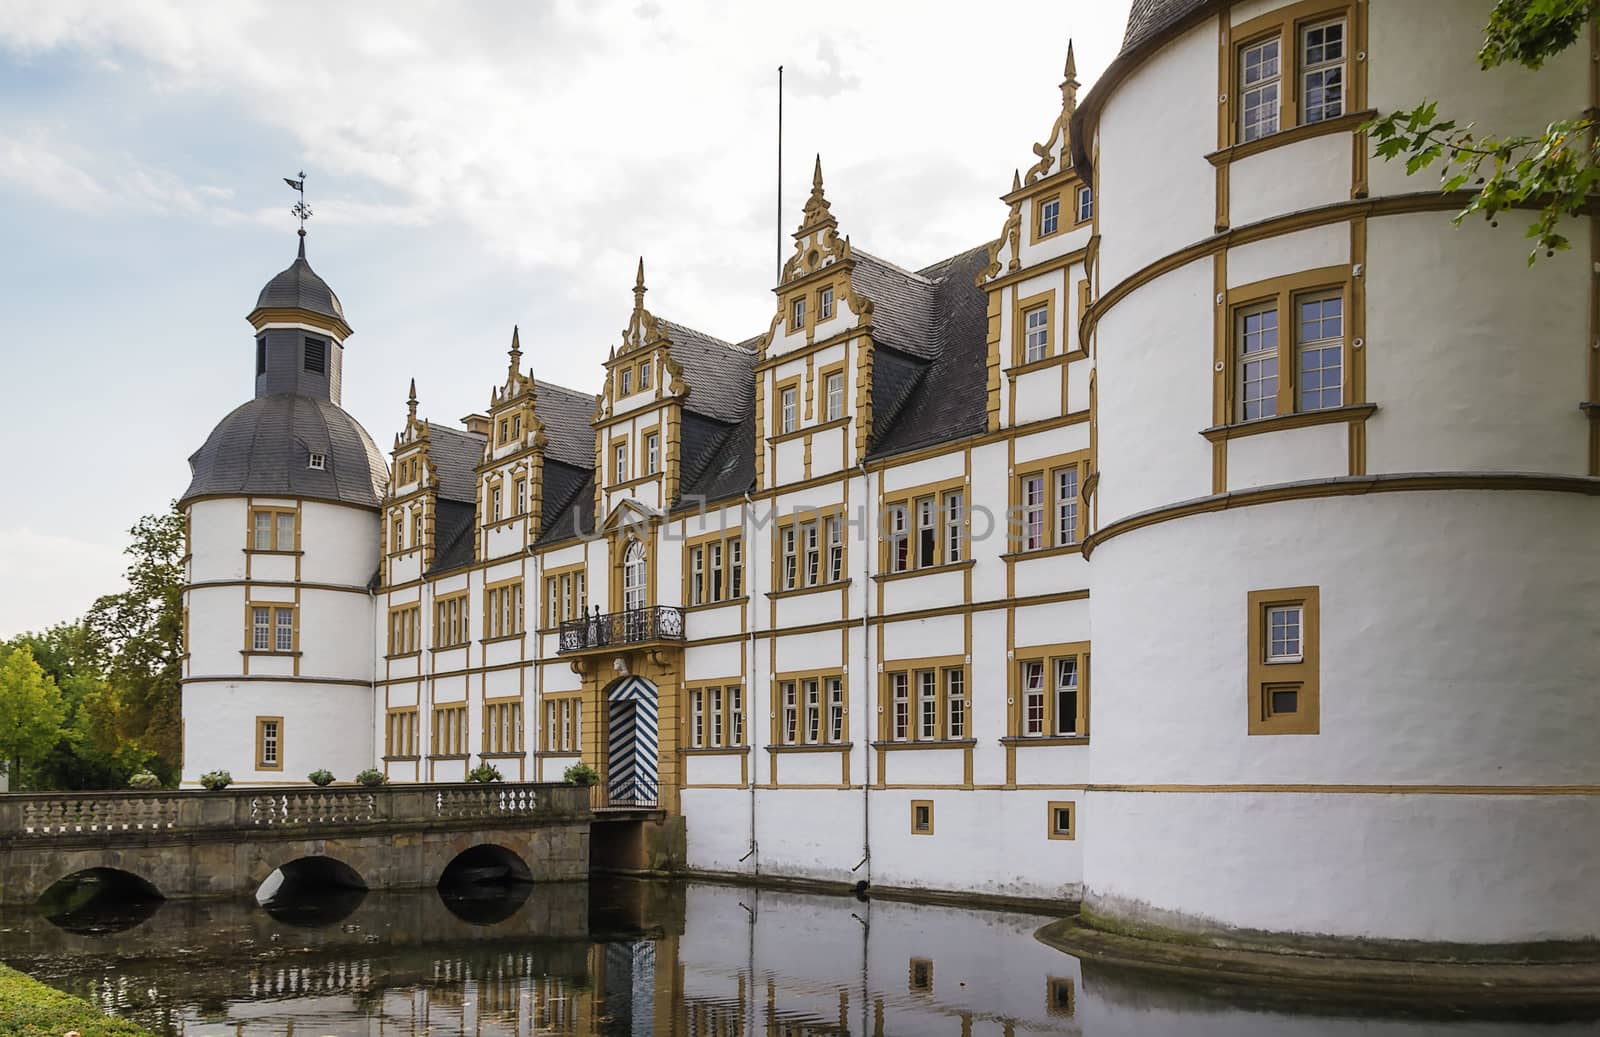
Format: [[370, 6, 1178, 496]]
[[853, 460, 872, 888], [739, 490, 760, 875]]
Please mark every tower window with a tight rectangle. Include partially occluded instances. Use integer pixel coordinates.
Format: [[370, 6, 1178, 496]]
[[308, 453, 326, 471], [304, 337, 327, 375], [256, 337, 267, 376]]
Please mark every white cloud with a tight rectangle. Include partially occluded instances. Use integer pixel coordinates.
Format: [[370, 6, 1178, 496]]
[[0, 528, 126, 640], [0, 0, 1132, 334]]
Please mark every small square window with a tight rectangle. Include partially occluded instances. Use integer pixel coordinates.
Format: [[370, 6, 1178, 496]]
[[1265, 683, 1300, 718], [307, 453, 326, 471], [908, 958, 933, 993], [911, 799, 934, 835], [1047, 800, 1075, 840]]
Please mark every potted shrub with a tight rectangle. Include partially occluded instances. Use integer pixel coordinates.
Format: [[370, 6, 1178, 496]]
[[199, 770, 232, 791], [354, 767, 387, 787], [307, 769, 335, 787], [128, 771, 161, 790], [563, 762, 598, 787], [467, 763, 504, 783]]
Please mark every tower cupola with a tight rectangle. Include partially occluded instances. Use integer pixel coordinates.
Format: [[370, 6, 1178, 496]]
[[247, 231, 354, 404]]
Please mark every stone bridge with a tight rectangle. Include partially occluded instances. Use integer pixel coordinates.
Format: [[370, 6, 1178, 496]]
[[0, 782, 591, 904]]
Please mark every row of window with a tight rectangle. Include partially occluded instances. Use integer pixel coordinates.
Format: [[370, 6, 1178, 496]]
[[485, 476, 530, 524], [1035, 184, 1092, 240], [611, 431, 661, 484], [776, 368, 847, 435], [788, 282, 836, 333], [688, 535, 744, 604], [687, 685, 745, 748], [1239, 17, 1345, 144], [778, 517, 844, 590], [383, 700, 526, 758], [617, 356, 652, 397], [909, 801, 1075, 846]]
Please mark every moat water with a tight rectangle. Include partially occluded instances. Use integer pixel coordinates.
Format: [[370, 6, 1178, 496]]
[[0, 877, 1592, 1036]]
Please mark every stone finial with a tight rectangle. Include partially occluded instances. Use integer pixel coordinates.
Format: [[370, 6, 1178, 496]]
[[407, 378, 418, 421], [800, 153, 834, 229], [632, 257, 648, 313], [508, 324, 522, 377], [1061, 39, 1079, 113]]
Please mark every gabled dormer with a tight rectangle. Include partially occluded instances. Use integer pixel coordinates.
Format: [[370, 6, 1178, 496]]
[[476, 327, 549, 561], [756, 158, 883, 486], [978, 40, 1098, 433], [386, 380, 438, 583]]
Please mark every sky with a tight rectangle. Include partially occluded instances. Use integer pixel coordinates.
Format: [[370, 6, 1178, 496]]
[[0, 0, 1132, 639]]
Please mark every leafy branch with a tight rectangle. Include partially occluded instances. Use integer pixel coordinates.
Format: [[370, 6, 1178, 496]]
[[1365, 0, 1599, 265], [1365, 103, 1599, 263]]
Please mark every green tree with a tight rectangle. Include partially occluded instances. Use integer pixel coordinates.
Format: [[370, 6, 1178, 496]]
[[0, 646, 67, 788], [85, 502, 185, 783], [1366, 0, 1598, 263]]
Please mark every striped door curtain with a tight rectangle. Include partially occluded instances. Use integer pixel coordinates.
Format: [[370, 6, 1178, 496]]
[[606, 675, 659, 806]]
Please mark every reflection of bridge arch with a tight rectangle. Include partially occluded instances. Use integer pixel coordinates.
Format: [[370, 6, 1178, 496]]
[[38, 867, 164, 935], [605, 675, 660, 807]]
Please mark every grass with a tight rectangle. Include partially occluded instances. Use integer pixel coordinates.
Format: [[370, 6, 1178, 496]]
[[0, 963, 157, 1037]]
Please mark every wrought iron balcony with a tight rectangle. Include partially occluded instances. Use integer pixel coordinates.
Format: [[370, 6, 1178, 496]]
[[558, 606, 684, 655]]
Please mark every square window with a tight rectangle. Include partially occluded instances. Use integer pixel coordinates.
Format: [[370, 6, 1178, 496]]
[[911, 801, 934, 835], [307, 453, 326, 471], [1048, 801, 1075, 840], [1268, 684, 1300, 716]]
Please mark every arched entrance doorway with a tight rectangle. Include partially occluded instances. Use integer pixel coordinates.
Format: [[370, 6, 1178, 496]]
[[606, 674, 659, 807]]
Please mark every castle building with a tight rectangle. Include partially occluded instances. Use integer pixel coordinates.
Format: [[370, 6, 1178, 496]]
[[179, 0, 1598, 947]]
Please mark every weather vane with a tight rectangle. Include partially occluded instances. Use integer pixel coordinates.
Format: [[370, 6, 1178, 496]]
[[284, 171, 311, 235]]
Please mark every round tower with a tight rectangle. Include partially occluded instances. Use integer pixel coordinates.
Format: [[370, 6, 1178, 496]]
[[1075, 0, 1598, 945], [179, 231, 386, 787]]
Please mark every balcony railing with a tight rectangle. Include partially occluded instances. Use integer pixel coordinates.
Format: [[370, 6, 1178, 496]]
[[558, 606, 684, 654]]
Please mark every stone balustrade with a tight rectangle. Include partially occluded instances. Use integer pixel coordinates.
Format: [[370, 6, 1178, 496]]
[[0, 782, 589, 839]]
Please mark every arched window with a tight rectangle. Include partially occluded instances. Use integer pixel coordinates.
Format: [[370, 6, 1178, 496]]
[[623, 540, 647, 613]]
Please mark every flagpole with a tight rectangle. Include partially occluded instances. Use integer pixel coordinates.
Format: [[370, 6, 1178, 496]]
[[776, 65, 783, 285]]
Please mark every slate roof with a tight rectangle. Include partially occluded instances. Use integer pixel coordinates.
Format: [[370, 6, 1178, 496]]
[[659, 320, 758, 423], [534, 460, 596, 548], [1123, 0, 1211, 51], [254, 239, 345, 323], [865, 244, 992, 460], [182, 393, 388, 508], [427, 499, 478, 574], [673, 411, 755, 513], [535, 380, 599, 469], [425, 424, 486, 504], [850, 251, 939, 360]]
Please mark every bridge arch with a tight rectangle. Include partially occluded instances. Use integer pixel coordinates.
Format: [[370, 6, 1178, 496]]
[[605, 674, 660, 806], [255, 854, 368, 904], [38, 867, 164, 935]]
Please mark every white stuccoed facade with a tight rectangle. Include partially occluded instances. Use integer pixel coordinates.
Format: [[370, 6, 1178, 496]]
[[179, 0, 1598, 947]]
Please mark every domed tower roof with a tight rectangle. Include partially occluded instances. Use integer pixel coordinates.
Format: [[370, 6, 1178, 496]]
[[252, 233, 347, 329], [180, 393, 389, 508]]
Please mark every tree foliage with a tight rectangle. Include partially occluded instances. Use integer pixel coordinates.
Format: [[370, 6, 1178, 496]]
[[2, 501, 183, 789], [1366, 0, 1599, 263], [0, 646, 66, 786]]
